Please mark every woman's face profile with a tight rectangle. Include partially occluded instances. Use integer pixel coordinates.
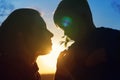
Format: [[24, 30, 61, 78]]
[[24, 23, 53, 55]]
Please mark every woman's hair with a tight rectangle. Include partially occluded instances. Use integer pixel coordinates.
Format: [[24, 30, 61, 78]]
[[0, 8, 46, 48], [0, 8, 46, 35]]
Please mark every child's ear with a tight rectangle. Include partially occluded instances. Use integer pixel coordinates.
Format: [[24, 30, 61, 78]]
[[85, 48, 107, 67]]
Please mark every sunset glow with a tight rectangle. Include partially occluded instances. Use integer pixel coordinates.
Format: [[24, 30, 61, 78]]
[[37, 40, 65, 74], [36, 27, 74, 74]]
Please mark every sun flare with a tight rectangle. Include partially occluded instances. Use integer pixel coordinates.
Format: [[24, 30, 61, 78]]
[[36, 35, 74, 74], [36, 25, 74, 74], [36, 42, 65, 74]]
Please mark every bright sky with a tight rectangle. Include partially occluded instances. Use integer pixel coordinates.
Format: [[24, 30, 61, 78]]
[[0, 0, 120, 74]]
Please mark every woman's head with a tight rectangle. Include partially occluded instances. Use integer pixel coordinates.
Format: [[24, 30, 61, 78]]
[[0, 8, 53, 55]]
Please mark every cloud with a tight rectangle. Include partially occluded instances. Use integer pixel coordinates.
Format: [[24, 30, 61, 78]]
[[0, 0, 15, 16], [111, 0, 120, 15]]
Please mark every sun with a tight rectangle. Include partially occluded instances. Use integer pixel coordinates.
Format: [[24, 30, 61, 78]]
[[36, 25, 74, 74], [36, 41, 65, 74], [36, 35, 74, 74]]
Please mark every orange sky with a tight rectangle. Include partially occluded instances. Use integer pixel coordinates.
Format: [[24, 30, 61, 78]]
[[36, 26, 65, 74], [36, 26, 74, 74]]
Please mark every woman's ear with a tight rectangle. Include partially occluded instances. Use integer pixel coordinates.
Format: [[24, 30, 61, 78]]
[[17, 32, 24, 42], [16, 32, 26, 49], [85, 48, 107, 67]]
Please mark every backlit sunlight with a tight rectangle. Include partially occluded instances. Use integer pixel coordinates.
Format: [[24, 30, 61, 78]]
[[36, 27, 64, 74], [37, 42, 65, 74], [36, 27, 74, 74]]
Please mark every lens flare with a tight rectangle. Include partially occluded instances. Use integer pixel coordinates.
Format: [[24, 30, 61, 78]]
[[61, 16, 72, 27]]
